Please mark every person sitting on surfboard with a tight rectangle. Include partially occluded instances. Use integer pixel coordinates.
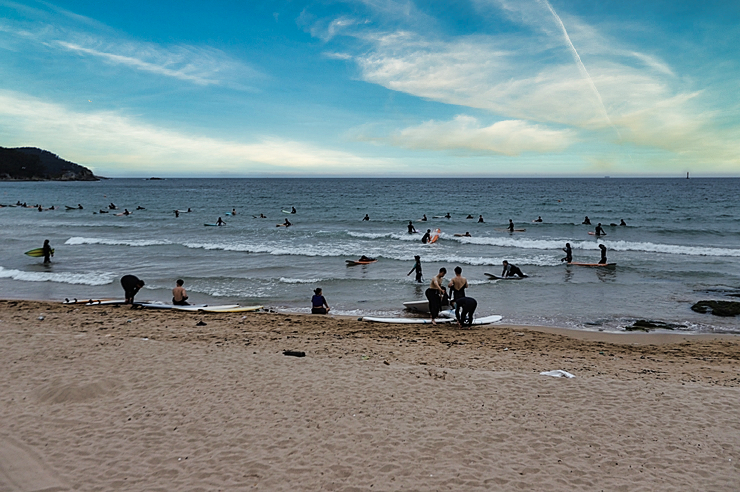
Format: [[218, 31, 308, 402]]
[[407, 255, 423, 283], [421, 214, 427, 221], [502, 260, 527, 278], [445, 212, 451, 219], [455, 296, 477, 328], [582, 216, 591, 225], [216, 217, 225, 226], [508, 219, 515, 232], [42, 239, 53, 264], [599, 244, 608, 264], [363, 214, 370, 221], [121, 275, 145, 305], [594, 223, 606, 236], [477, 215, 484, 223], [534, 216, 543, 222], [421, 229, 431, 244], [561, 243, 572, 263], [620, 219, 627, 226], [311, 288, 330, 314], [172, 279, 189, 306], [407, 221, 417, 234], [291, 206, 297, 214], [283, 218, 292, 227]]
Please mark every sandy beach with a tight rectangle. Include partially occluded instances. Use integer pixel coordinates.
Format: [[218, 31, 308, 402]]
[[1, 299, 739, 491]]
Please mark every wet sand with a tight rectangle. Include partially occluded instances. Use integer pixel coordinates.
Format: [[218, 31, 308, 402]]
[[1, 299, 739, 491]]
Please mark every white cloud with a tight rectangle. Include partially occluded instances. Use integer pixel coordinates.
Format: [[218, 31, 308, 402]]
[[392, 115, 577, 155], [0, 90, 392, 175]]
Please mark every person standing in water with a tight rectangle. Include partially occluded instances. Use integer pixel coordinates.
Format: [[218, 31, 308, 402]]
[[421, 229, 431, 244], [425, 268, 447, 325], [407, 221, 417, 234], [595, 223, 606, 236], [42, 239, 53, 264], [598, 244, 608, 264], [478, 215, 484, 223], [172, 279, 189, 306], [311, 288, 330, 314], [508, 219, 515, 232], [561, 243, 573, 263], [407, 255, 423, 283], [363, 214, 370, 221], [448, 266, 468, 308]]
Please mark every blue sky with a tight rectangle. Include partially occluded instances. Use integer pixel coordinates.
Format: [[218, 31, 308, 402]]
[[0, 0, 738, 177]]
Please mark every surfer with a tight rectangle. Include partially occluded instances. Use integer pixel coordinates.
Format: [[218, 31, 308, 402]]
[[311, 288, 330, 314], [363, 214, 370, 221], [259, 213, 267, 218], [216, 217, 225, 226], [455, 297, 477, 328], [231, 208, 237, 215], [109, 203, 116, 210], [78, 204, 84, 209], [448, 266, 468, 307], [421, 229, 431, 244], [599, 244, 608, 264], [123, 209, 131, 216], [136, 206, 145, 210], [478, 215, 484, 223], [508, 219, 515, 232], [421, 214, 427, 221], [358, 255, 375, 262], [407, 221, 417, 234], [502, 260, 527, 278], [620, 219, 627, 226], [407, 255, 423, 283], [534, 216, 543, 222], [561, 243, 573, 263], [582, 216, 591, 225], [291, 206, 297, 214], [42, 239, 53, 264], [595, 223, 606, 236], [172, 279, 189, 306], [445, 213, 451, 219], [466, 214, 474, 219], [175, 210, 179, 218], [120, 275, 145, 305], [283, 218, 292, 227], [425, 268, 447, 325]]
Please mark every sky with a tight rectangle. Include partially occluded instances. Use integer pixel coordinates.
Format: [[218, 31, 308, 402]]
[[0, 0, 738, 177]]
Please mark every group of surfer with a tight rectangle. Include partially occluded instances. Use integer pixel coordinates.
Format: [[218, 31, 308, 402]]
[[119, 275, 190, 307], [561, 242, 608, 264], [425, 266, 477, 328]]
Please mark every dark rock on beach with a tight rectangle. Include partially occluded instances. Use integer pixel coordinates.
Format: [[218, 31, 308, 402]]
[[625, 320, 681, 332], [691, 300, 740, 317], [0, 146, 98, 181]]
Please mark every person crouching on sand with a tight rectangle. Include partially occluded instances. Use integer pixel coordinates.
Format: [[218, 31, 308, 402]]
[[172, 279, 189, 306], [311, 288, 330, 314]]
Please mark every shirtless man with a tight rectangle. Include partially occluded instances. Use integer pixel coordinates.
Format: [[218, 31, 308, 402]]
[[448, 266, 468, 308], [425, 268, 447, 324], [172, 279, 189, 306]]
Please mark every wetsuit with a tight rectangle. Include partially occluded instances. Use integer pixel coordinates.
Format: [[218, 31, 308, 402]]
[[599, 245, 607, 264], [42, 241, 53, 264], [407, 223, 416, 234], [502, 264, 526, 278], [508, 220, 514, 232], [455, 297, 477, 327], [595, 225, 605, 236], [408, 260, 423, 283], [425, 274, 445, 319], [421, 231, 431, 244], [562, 244, 572, 263], [448, 277, 468, 306], [311, 295, 328, 314], [121, 275, 144, 303]]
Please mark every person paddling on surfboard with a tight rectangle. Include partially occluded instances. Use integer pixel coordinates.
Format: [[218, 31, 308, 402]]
[[502, 260, 527, 278], [172, 279, 189, 306], [598, 244, 608, 264], [283, 218, 292, 227], [582, 216, 591, 225], [42, 239, 53, 264]]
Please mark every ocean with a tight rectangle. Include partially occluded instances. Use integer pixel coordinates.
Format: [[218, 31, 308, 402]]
[[1, 178, 738, 333]]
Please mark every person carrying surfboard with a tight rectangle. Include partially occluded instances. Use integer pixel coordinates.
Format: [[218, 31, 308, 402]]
[[42, 239, 53, 264]]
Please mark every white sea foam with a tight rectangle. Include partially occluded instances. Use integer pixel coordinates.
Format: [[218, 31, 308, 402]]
[[66, 237, 172, 247], [0, 266, 114, 286], [279, 277, 323, 284]]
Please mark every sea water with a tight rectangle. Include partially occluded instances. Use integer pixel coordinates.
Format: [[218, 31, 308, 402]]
[[1, 178, 738, 333]]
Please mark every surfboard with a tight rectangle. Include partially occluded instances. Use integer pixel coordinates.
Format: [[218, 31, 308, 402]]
[[65, 205, 81, 210], [587, 232, 606, 236], [428, 228, 441, 244], [138, 303, 240, 311], [402, 300, 451, 313], [25, 248, 53, 257], [484, 273, 526, 280], [494, 228, 526, 232], [346, 259, 378, 265], [204, 223, 225, 226], [282, 210, 294, 214], [63, 298, 117, 305], [361, 314, 502, 325], [453, 233, 472, 237], [567, 262, 616, 268], [199, 305, 263, 313]]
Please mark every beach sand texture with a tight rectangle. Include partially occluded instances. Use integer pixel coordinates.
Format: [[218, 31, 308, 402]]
[[1, 300, 739, 491]]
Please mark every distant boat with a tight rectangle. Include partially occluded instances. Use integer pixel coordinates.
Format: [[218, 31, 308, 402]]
[[147, 177, 164, 180]]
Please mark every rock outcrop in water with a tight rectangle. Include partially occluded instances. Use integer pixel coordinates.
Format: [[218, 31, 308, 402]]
[[0, 147, 98, 181], [691, 300, 740, 317]]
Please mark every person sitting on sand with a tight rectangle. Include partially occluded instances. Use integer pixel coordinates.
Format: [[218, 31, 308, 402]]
[[502, 260, 527, 278], [425, 268, 447, 325], [172, 279, 189, 306], [121, 275, 145, 305], [311, 288, 330, 314], [455, 296, 477, 328]]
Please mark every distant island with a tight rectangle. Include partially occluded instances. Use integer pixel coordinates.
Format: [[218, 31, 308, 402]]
[[0, 146, 99, 181]]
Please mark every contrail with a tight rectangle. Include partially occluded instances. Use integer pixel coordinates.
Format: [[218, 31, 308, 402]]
[[539, 0, 621, 138]]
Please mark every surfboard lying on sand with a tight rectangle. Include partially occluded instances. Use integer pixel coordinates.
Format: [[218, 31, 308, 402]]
[[361, 314, 503, 325], [346, 259, 378, 265], [484, 273, 526, 280], [62, 299, 153, 306], [567, 262, 616, 268], [138, 303, 241, 311], [25, 248, 54, 257]]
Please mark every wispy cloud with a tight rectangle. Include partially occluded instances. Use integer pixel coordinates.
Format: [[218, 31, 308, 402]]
[[0, 90, 393, 175], [390, 115, 577, 155]]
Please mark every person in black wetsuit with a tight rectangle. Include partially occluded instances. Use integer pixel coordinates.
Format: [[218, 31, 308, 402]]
[[121, 275, 145, 304], [620, 219, 627, 226], [594, 223, 606, 236], [407, 255, 423, 283], [455, 296, 477, 328], [466, 214, 474, 219], [291, 207, 297, 214], [362, 214, 370, 221], [508, 219, 515, 232], [283, 218, 291, 227], [425, 268, 447, 325], [582, 216, 591, 225], [407, 221, 417, 234], [502, 260, 527, 278], [534, 216, 543, 222], [599, 244, 608, 264], [561, 242, 572, 263], [216, 217, 225, 226], [445, 213, 451, 219], [477, 215, 484, 223], [42, 239, 53, 264], [421, 229, 431, 244]]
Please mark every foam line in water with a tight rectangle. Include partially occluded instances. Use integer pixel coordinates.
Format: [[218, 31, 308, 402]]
[[0, 266, 114, 286], [66, 237, 172, 247]]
